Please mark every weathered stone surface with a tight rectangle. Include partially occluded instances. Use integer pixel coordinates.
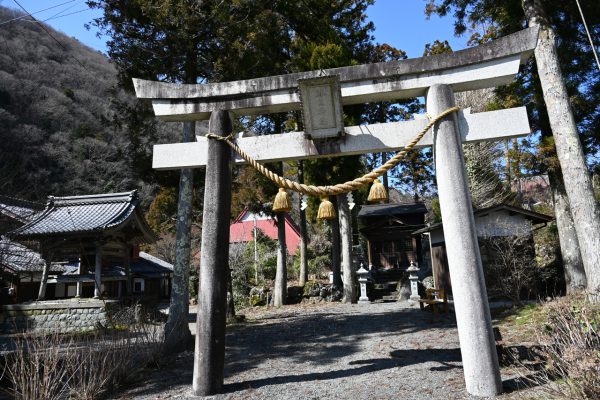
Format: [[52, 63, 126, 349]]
[[1, 300, 112, 334], [428, 84, 501, 396], [153, 107, 530, 170], [193, 110, 232, 396], [133, 28, 538, 120]]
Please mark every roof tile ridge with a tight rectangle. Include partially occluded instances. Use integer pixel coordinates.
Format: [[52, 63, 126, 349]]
[[7, 200, 56, 236], [51, 190, 137, 206], [0, 195, 45, 210]]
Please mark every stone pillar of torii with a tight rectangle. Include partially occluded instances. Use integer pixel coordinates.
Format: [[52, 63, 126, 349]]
[[134, 27, 539, 398]]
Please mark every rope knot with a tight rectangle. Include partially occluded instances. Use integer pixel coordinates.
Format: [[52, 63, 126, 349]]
[[206, 132, 235, 142]]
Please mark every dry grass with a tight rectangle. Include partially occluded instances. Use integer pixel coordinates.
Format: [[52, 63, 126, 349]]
[[497, 296, 600, 400], [3, 306, 164, 400]]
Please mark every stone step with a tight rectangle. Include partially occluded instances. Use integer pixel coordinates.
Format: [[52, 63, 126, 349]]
[[373, 282, 399, 291]]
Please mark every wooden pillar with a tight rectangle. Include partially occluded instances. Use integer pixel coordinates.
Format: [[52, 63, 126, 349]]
[[123, 244, 132, 295], [338, 194, 356, 303], [75, 256, 82, 297], [366, 240, 373, 269], [94, 245, 102, 298], [298, 161, 309, 286], [273, 213, 288, 306], [427, 84, 501, 396], [37, 251, 51, 301], [330, 197, 342, 289], [192, 110, 232, 396]]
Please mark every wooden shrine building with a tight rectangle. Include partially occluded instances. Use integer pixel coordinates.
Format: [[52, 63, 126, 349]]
[[6, 191, 158, 300], [358, 202, 427, 271]]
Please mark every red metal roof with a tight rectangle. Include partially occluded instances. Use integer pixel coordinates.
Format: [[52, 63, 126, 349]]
[[229, 209, 301, 255]]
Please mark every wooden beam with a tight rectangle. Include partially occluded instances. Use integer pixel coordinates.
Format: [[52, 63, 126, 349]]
[[152, 107, 530, 170]]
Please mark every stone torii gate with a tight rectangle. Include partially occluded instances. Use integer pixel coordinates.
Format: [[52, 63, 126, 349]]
[[134, 27, 538, 398]]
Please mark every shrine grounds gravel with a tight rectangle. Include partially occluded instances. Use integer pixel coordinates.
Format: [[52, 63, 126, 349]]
[[112, 302, 543, 400]]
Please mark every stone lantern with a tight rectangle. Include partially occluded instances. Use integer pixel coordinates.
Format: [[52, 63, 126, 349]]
[[356, 263, 370, 304], [407, 260, 420, 302]]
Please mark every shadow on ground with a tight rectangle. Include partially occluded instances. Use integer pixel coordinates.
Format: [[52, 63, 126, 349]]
[[223, 347, 462, 393], [224, 306, 456, 377], [120, 304, 461, 398]]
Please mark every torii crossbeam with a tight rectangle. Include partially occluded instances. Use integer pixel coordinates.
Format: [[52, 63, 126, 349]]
[[134, 27, 539, 398]]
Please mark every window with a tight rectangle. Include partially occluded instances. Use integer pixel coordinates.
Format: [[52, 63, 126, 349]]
[[133, 278, 145, 293]]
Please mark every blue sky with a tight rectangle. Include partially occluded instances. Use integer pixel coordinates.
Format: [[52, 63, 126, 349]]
[[1, 0, 468, 57]]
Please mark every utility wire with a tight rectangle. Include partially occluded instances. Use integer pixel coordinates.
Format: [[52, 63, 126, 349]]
[[41, 1, 81, 23], [0, 0, 78, 26], [41, 8, 91, 23], [575, 0, 600, 73], [11, 0, 89, 71]]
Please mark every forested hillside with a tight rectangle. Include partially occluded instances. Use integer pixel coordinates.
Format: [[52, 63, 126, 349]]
[[0, 6, 176, 205]]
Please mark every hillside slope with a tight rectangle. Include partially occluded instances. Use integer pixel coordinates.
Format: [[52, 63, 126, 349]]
[[0, 6, 176, 204]]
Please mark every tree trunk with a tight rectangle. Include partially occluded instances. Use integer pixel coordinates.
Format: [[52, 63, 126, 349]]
[[548, 169, 586, 293], [338, 194, 356, 303], [330, 197, 343, 290], [37, 254, 51, 301], [524, 0, 600, 301], [273, 212, 287, 306], [164, 120, 194, 352], [298, 161, 309, 286]]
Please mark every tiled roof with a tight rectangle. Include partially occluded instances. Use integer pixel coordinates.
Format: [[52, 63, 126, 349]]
[[0, 196, 44, 223], [60, 251, 173, 279], [138, 251, 173, 271], [8, 191, 155, 242], [0, 238, 66, 273], [358, 202, 428, 218]]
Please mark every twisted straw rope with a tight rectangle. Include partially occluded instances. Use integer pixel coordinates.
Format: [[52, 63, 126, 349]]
[[206, 106, 459, 197]]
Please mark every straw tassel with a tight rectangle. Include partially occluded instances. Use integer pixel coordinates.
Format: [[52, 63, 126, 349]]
[[368, 179, 388, 203], [272, 188, 292, 213], [317, 196, 336, 220]]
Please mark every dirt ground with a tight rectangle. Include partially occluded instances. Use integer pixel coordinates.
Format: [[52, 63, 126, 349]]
[[112, 302, 544, 400]]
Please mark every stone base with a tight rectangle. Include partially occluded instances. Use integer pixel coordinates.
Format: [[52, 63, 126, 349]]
[[1, 299, 116, 334], [358, 297, 370, 304]]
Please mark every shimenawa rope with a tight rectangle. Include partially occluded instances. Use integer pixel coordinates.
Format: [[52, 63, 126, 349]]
[[206, 106, 459, 197]]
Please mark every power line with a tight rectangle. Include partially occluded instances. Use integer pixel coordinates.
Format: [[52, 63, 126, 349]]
[[0, 0, 78, 26], [42, 1, 80, 23], [11, 0, 89, 71], [575, 0, 600, 73], [22, 8, 92, 24]]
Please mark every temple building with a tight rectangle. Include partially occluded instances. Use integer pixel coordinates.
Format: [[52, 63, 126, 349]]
[[1, 191, 171, 303]]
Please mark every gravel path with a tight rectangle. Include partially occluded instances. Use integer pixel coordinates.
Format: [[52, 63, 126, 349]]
[[113, 302, 535, 400]]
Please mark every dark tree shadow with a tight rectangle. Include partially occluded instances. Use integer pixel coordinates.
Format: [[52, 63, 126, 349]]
[[224, 348, 462, 393]]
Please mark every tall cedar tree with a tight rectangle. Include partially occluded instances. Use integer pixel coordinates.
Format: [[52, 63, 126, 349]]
[[426, 0, 600, 298]]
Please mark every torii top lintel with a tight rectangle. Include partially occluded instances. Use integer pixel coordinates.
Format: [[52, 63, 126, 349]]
[[133, 27, 538, 122]]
